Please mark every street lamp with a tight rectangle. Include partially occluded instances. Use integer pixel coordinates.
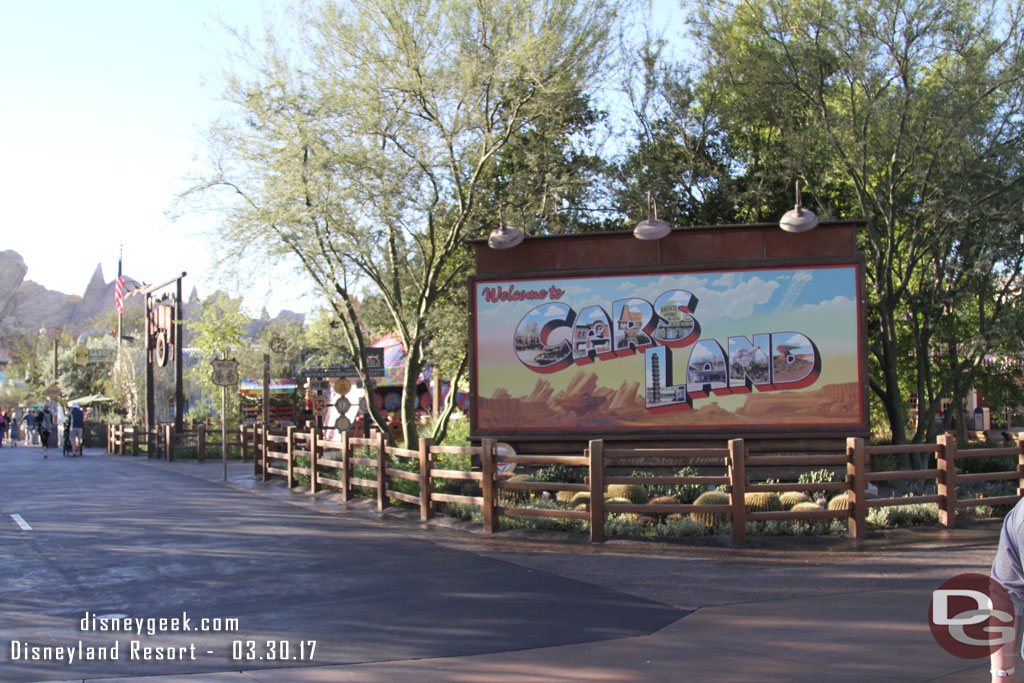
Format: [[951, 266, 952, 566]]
[[779, 180, 819, 232], [487, 211, 524, 249], [633, 191, 672, 240]]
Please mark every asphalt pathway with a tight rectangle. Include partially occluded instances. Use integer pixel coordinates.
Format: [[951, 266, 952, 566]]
[[0, 445, 679, 681], [0, 444, 1012, 681]]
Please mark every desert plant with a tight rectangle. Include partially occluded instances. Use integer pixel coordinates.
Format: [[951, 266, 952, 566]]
[[570, 491, 591, 506], [779, 491, 813, 508], [555, 490, 576, 505], [649, 495, 678, 505], [791, 501, 824, 512], [689, 490, 731, 527], [534, 463, 585, 484], [827, 494, 850, 510], [669, 466, 707, 503], [744, 492, 782, 512], [799, 468, 838, 497], [604, 497, 632, 505], [605, 484, 650, 504]]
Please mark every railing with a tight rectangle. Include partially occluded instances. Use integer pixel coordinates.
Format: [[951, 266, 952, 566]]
[[113, 423, 1024, 546], [107, 423, 249, 461]]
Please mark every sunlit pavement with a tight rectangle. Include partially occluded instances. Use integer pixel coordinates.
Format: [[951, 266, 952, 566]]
[[3, 445, 1001, 682]]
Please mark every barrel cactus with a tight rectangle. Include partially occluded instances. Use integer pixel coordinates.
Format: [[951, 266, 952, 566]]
[[827, 493, 850, 510], [649, 495, 679, 505], [556, 490, 575, 505], [570, 491, 591, 506], [744, 492, 783, 512], [792, 501, 824, 512], [689, 490, 731, 527], [780, 491, 813, 508], [605, 484, 650, 504]]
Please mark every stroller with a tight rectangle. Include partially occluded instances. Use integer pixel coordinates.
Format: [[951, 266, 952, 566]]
[[62, 416, 75, 457]]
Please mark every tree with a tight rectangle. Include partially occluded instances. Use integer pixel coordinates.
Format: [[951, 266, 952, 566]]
[[183, 0, 618, 444], [643, 0, 1024, 452], [187, 293, 250, 422]]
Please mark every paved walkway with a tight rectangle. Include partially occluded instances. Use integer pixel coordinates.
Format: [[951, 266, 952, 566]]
[[19, 447, 1006, 682]]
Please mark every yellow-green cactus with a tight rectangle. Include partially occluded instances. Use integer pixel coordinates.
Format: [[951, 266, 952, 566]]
[[779, 491, 813, 508], [689, 490, 731, 527], [605, 484, 650, 504], [744, 492, 783, 512]]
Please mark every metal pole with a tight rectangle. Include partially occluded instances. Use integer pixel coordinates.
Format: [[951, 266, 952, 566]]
[[145, 293, 154, 434], [262, 354, 270, 426], [174, 274, 185, 435], [222, 382, 228, 481]]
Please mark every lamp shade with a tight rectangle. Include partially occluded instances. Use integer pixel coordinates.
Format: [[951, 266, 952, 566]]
[[634, 191, 672, 240], [488, 223, 524, 249]]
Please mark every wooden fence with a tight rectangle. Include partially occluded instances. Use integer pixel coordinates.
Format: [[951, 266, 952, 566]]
[[107, 423, 251, 462], [111, 423, 1024, 546]]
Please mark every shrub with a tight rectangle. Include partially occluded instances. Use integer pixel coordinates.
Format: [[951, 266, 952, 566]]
[[799, 468, 837, 497], [744, 492, 782, 512], [866, 502, 939, 528], [689, 490, 730, 527], [605, 484, 650, 504], [651, 516, 709, 538], [779, 491, 813, 508], [534, 463, 585, 484], [670, 466, 707, 504]]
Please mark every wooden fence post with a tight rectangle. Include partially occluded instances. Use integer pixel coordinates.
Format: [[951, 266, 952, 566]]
[[846, 437, 867, 539], [252, 425, 261, 475], [728, 439, 746, 547], [376, 430, 389, 511], [197, 424, 206, 463], [164, 424, 174, 462], [286, 426, 295, 489], [589, 440, 605, 543], [309, 423, 319, 495], [261, 425, 269, 483], [1018, 434, 1024, 499], [117, 424, 125, 455], [340, 430, 351, 501], [480, 439, 498, 532], [418, 437, 434, 521], [937, 434, 957, 528]]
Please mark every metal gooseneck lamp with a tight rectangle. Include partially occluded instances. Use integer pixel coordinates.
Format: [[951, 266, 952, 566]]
[[779, 180, 819, 233], [633, 190, 672, 240], [487, 209, 524, 249]]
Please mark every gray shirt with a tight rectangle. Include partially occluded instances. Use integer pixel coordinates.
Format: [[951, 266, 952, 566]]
[[992, 498, 1024, 614]]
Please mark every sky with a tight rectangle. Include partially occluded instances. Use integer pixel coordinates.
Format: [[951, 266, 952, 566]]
[[0, 1, 685, 318]]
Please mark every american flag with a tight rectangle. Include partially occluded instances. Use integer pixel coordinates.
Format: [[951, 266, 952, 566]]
[[114, 256, 125, 314]]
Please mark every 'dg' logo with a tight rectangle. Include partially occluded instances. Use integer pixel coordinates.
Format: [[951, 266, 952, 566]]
[[929, 573, 1016, 658]]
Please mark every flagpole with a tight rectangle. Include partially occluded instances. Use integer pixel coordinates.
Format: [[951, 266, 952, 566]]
[[116, 246, 123, 355]]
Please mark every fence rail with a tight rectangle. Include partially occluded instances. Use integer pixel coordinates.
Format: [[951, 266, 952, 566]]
[[108, 423, 1024, 546]]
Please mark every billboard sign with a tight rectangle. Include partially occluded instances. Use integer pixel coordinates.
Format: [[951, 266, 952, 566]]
[[471, 264, 865, 435]]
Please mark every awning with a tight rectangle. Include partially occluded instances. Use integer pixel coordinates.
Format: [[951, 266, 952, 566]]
[[239, 379, 298, 395]]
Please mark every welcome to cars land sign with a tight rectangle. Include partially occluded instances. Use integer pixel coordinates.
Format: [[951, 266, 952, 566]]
[[471, 264, 865, 436]]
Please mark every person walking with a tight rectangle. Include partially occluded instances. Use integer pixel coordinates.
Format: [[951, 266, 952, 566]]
[[69, 402, 84, 456], [24, 410, 36, 445], [0, 412, 7, 447], [9, 414, 17, 446], [37, 408, 52, 457]]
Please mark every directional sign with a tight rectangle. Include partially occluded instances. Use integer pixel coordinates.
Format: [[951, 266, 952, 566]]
[[210, 358, 240, 387], [334, 396, 352, 414], [73, 346, 88, 366], [87, 348, 116, 363], [334, 416, 351, 432]]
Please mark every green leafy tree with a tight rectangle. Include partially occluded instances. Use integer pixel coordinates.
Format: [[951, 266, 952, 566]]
[[187, 293, 250, 422], [182, 0, 618, 444], [634, 0, 1024, 455]]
